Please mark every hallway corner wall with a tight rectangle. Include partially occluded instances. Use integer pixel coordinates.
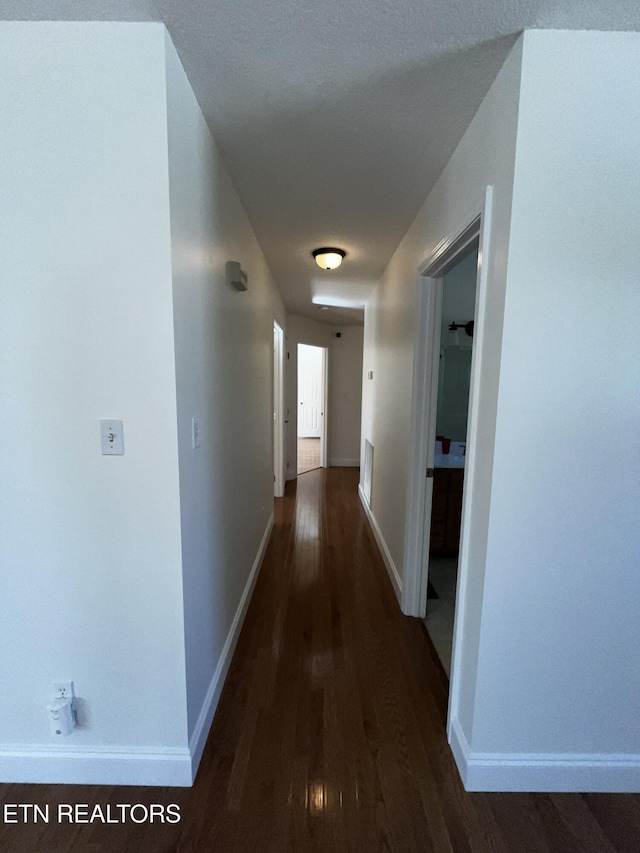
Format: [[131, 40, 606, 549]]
[[362, 28, 640, 792], [329, 326, 364, 467], [0, 22, 189, 785], [465, 29, 640, 788], [164, 33, 287, 771], [361, 33, 523, 748]]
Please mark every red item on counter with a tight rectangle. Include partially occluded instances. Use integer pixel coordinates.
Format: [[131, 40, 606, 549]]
[[436, 435, 451, 454]]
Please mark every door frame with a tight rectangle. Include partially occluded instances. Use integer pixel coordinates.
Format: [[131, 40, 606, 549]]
[[273, 320, 285, 497], [320, 346, 328, 468], [295, 342, 329, 473], [401, 187, 494, 625]]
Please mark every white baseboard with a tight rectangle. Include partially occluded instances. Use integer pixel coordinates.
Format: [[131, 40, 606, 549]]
[[449, 715, 640, 792], [358, 484, 402, 605], [0, 513, 275, 789], [188, 512, 274, 780], [329, 457, 360, 467], [0, 744, 193, 787]]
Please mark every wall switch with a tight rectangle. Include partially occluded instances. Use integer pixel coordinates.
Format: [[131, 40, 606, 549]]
[[192, 416, 201, 449], [100, 420, 124, 455]]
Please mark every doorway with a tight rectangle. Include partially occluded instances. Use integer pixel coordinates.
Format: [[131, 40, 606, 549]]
[[273, 321, 285, 497], [401, 187, 494, 737], [297, 343, 327, 475], [424, 247, 478, 676]]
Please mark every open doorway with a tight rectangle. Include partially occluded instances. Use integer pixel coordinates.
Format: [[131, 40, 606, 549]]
[[401, 187, 493, 735], [424, 247, 478, 676], [273, 321, 285, 497], [297, 343, 327, 475]]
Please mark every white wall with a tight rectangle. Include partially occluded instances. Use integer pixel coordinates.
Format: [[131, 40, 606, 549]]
[[329, 327, 363, 466], [164, 34, 286, 760], [0, 23, 188, 783], [361, 37, 523, 699], [0, 21, 286, 788], [362, 29, 640, 791], [468, 30, 640, 777]]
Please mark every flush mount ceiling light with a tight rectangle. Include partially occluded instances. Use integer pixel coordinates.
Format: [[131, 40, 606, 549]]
[[312, 247, 345, 270]]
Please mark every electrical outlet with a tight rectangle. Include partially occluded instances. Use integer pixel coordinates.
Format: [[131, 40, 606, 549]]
[[53, 681, 76, 726], [53, 681, 75, 701]]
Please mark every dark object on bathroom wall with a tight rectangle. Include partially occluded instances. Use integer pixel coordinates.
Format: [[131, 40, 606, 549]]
[[336, 332, 341, 338], [448, 320, 474, 338]]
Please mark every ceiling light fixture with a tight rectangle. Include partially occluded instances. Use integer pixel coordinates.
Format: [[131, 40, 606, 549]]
[[312, 247, 345, 270]]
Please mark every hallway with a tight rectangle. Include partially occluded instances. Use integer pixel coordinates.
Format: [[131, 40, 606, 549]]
[[2, 468, 639, 852]]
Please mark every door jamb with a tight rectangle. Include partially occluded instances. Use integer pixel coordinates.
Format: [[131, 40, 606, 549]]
[[320, 346, 329, 468], [401, 187, 494, 626], [296, 342, 329, 473], [273, 320, 285, 497]]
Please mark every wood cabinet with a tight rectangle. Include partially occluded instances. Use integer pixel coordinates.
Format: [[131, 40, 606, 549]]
[[430, 467, 464, 553]]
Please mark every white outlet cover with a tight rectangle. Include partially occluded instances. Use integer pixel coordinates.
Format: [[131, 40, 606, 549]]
[[53, 681, 75, 701]]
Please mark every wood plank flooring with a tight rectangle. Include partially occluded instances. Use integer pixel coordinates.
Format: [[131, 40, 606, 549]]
[[2, 467, 639, 852]]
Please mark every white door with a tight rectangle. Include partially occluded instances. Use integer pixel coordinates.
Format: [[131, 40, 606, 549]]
[[297, 344, 323, 438]]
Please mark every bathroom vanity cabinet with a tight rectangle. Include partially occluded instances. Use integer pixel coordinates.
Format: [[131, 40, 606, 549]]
[[430, 467, 464, 552]]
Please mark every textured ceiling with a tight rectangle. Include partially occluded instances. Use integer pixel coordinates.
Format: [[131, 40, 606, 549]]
[[3, 1, 640, 324]]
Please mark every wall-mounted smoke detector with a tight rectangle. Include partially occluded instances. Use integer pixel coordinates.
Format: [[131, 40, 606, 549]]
[[226, 260, 248, 291]]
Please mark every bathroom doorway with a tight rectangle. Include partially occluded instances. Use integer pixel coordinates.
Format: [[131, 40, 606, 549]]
[[402, 188, 493, 734], [424, 247, 478, 676]]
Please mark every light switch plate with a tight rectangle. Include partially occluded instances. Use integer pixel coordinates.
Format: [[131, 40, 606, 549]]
[[100, 420, 124, 455]]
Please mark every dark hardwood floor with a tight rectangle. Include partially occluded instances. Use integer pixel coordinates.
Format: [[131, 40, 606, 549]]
[[2, 467, 639, 852]]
